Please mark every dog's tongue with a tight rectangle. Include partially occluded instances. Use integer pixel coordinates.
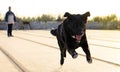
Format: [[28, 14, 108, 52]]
[[75, 35, 82, 41]]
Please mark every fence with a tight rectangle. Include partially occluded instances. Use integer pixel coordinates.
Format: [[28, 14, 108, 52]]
[[0, 21, 120, 30]]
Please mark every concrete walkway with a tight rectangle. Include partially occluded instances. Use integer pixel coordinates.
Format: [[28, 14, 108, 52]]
[[0, 30, 120, 72]]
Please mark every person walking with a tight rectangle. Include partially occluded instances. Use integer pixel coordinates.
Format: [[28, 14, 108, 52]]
[[5, 6, 16, 37]]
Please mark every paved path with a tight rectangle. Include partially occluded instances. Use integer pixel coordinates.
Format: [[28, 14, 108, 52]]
[[0, 30, 120, 72]]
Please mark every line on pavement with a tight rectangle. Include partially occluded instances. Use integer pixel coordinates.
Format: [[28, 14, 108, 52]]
[[89, 44, 120, 49], [0, 47, 29, 72]]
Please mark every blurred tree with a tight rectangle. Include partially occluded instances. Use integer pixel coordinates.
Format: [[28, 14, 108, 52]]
[[56, 15, 64, 21], [40, 14, 55, 22], [92, 14, 118, 23], [21, 17, 30, 24], [31, 17, 36, 21], [92, 16, 102, 22], [36, 16, 41, 21], [91, 14, 119, 29]]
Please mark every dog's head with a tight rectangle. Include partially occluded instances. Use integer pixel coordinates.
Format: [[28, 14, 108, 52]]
[[63, 12, 90, 42]]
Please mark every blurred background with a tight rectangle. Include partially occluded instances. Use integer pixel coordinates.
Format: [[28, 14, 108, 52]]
[[0, 0, 120, 30]]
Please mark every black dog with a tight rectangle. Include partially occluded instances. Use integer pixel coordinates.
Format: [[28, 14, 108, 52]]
[[50, 12, 92, 65]]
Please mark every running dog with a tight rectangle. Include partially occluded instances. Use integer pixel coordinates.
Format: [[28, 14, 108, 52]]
[[50, 12, 92, 65]]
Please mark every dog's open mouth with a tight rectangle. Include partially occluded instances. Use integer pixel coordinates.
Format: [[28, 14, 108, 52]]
[[72, 34, 84, 42], [75, 35, 82, 41]]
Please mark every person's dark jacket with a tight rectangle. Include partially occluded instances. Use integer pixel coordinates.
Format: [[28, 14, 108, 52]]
[[5, 11, 16, 22]]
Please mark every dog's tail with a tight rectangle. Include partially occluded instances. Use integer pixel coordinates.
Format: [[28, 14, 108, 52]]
[[50, 29, 57, 36]]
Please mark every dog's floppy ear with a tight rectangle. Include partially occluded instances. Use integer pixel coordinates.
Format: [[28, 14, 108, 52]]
[[82, 12, 90, 23], [83, 12, 90, 17], [64, 12, 71, 17]]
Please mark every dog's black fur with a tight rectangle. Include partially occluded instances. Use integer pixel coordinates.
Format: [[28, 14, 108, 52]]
[[50, 12, 92, 65]]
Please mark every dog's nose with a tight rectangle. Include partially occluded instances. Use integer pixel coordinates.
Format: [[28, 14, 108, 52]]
[[80, 32, 83, 35], [77, 32, 84, 36]]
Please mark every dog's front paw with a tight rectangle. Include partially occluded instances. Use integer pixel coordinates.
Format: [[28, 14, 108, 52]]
[[72, 52, 78, 59], [60, 58, 64, 65], [87, 56, 92, 64]]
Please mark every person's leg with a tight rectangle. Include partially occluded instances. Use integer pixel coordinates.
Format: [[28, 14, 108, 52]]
[[9, 24, 13, 36], [7, 24, 11, 37]]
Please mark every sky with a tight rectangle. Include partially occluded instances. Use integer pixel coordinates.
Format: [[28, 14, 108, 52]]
[[0, 0, 120, 19]]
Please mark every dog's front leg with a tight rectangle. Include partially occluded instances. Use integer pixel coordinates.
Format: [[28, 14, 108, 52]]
[[67, 43, 78, 59], [58, 40, 66, 65], [60, 52, 64, 65], [81, 40, 92, 64], [60, 47, 66, 65]]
